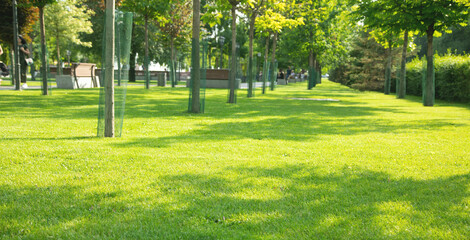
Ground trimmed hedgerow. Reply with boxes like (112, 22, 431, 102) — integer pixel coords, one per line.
(406, 55, 470, 102)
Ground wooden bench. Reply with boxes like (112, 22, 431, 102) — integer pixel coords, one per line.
(56, 63, 99, 89)
(185, 69, 240, 89)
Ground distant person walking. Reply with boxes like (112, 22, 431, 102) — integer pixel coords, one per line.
(286, 66, 292, 81)
(18, 36, 30, 88)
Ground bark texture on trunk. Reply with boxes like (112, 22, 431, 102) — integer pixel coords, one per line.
(104, 2, 115, 137)
(40, 7, 48, 95)
(144, 16, 149, 89)
(190, 0, 201, 112)
(398, 30, 408, 99)
(384, 40, 392, 95)
(424, 24, 435, 106)
(228, 5, 237, 103)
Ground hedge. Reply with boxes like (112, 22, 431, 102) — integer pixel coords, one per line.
(404, 55, 470, 102)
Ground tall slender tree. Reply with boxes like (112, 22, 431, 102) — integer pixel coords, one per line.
(44, 0, 93, 75)
(30, 0, 55, 95)
(240, 0, 266, 97)
(190, 0, 201, 112)
(121, 0, 170, 89)
(105, 0, 115, 137)
(409, 0, 470, 106)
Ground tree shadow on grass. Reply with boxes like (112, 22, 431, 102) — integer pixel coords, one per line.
(0, 89, 101, 120)
(1, 166, 468, 239)
(115, 115, 464, 148)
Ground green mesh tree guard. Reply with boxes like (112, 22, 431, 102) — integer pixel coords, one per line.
(227, 44, 240, 103)
(40, 45, 52, 95)
(422, 57, 435, 106)
(262, 60, 270, 94)
(396, 66, 401, 98)
(308, 66, 316, 89)
(144, 55, 150, 89)
(269, 60, 278, 91)
(97, 10, 133, 137)
(176, 58, 181, 85)
(246, 55, 258, 97)
(169, 59, 176, 87)
(188, 38, 207, 113)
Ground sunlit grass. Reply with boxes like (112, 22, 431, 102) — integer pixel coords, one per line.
(0, 80, 469, 239)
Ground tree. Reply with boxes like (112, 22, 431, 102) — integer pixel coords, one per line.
(121, 0, 170, 89)
(44, 0, 93, 75)
(29, 0, 56, 96)
(0, 0, 37, 88)
(157, 0, 192, 87)
(190, 0, 201, 112)
(227, 0, 242, 103)
(105, 0, 115, 137)
(354, 0, 416, 98)
(240, 0, 266, 97)
(409, 0, 470, 106)
(0, 0, 37, 45)
(256, 0, 303, 92)
(282, 0, 331, 90)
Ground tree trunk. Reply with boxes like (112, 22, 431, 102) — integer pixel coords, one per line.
(262, 35, 269, 94)
(129, 47, 136, 82)
(398, 29, 408, 99)
(424, 24, 435, 106)
(228, 5, 237, 103)
(104, 1, 115, 137)
(190, 0, 201, 113)
(39, 7, 48, 95)
(56, 34, 62, 75)
(247, 13, 256, 98)
(12, 0, 20, 90)
(384, 39, 392, 95)
(308, 50, 316, 89)
(316, 60, 321, 84)
(208, 47, 212, 69)
(170, 37, 176, 87)
(144, 16, 150, 89)
(269, 31, 277, 91)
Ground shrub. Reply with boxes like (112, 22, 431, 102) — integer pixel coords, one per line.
(406, 55, 470, 102)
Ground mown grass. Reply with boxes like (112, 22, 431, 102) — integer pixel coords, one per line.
(0, 80, 469, 239)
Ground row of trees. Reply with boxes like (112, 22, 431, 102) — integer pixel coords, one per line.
(354, 0, 470, 106)
(2, 0, 469, 106)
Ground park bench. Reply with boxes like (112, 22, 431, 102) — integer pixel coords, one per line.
(185, 69, 240, 89)
(56, 63, 99, 89)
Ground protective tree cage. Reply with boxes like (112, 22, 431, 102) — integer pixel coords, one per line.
(188, 38, 207, 113)
(40, 45, 53, 94)
(169, 59, 176, 87)
(246, 55, 257, 97)
(262, 60, 270, 94)
(269, 60, 278, 91)
(422, 56, 435, 106)
(227, 44, 240, 103)
(308, 66, 316, 89)
(97, 10, 133, 137)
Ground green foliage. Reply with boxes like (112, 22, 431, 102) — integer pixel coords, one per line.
(405, 55, 470, 102)
(329, 31, 392, 91)
(0, 0, 38, 44)
(414, 25, 470, 57)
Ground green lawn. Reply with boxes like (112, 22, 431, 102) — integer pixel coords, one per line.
(1, 80, 469, 239)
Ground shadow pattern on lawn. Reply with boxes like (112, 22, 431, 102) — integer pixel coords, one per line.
(115, 114, 463, 148)
(1, 166, 468, 239)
